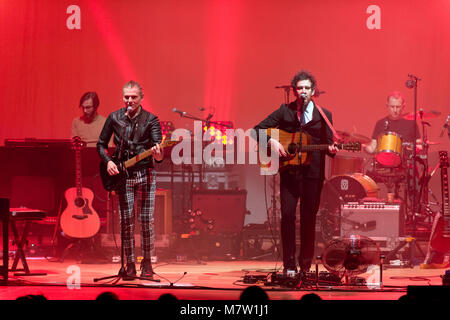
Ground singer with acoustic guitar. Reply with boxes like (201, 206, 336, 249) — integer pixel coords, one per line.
(97, 80, 163, 280)
(252, 70, 338, 284)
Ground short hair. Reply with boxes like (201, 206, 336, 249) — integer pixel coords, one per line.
(387, 91, 405, 105)
(123, 80, 144, 98)
(290, 70, 317, 91)
(239, 285, 270, 302)
(79, 92, 100, 109)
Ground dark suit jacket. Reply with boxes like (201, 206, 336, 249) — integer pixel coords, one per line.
(97, 107, 162, 171)
(253, 99, 334, 180)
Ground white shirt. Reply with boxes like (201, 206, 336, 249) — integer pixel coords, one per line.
(300, 100, 314, 125)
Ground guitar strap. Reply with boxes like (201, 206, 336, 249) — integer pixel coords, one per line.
(314, 102, 342, 141)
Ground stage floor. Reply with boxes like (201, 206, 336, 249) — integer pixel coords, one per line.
(1, 257, 447, 301)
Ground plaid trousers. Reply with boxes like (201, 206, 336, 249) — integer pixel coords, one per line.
(117, 168, 156, 264)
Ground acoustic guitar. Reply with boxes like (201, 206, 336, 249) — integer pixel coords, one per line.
(99, 139, 180, 191)
(259, 128, 361, 171)
(429, 150, 450, 253)
(60, 137, 101, 239)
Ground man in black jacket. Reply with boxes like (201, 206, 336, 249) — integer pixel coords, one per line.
(97, 80, 163, 280)
(253, 70, 337, 277)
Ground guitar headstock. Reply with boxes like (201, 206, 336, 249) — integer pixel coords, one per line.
(340, 141, 361, 152)
(439, 150, 449, 168)
(161, 139, 181, 148)
(71, 136, 86, 151)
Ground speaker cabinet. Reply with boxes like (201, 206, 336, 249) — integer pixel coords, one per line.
(191, 189, 247, 234)
(106, 188, 172, 236)
(154, 189, 172, 235)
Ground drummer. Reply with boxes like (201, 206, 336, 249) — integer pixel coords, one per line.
(364, 91, 421, 156)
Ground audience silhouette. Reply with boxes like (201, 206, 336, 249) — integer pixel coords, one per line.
(239, 285, 270, 301)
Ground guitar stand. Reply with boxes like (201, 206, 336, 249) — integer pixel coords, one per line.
(383, 236, 426, 268)
(59, 237, 109, 264)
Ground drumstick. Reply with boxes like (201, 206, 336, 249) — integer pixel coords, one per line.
(428, 161, 440, 176)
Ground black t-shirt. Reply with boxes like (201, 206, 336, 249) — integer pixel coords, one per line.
(371, 116, 420, 142)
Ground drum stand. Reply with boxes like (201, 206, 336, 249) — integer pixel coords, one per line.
(385, 105, 439, 267)
(382, 159, 423, 268)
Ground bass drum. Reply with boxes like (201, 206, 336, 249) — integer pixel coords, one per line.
(331, 155, 364, 176)
(320, 173, 379, 212)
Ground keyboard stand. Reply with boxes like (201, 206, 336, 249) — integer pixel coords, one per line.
(0, 199, 9, 283)
(9, 208, 47, 276)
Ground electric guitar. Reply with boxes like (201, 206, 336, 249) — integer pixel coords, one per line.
(259, 128, 361, 171)
(60, 137, 101, 239)
(99, 139, 180, 191)
(429, 150, 450, 253)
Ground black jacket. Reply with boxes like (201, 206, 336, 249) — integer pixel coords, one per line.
(253, 100, 334, 180)
(97, 107, 162, 171)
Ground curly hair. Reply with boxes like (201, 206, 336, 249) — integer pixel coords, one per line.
(290, 70, 317, 91)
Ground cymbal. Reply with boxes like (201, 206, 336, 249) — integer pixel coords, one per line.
(335, 130, 355, 143)
(349, 133, 371, 144)
(403, 140, 440, 150)
(335, 130, 371, 143)
(335, 130, 351, 141)
(403, 110, 441, 120)
(423, 140, 440, 145)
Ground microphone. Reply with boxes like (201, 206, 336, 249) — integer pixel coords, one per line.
(125, 105, 133, 117)
(440, 115, 450, 137)
(405, 79, 415, 88)
(173, 108, 186, 117)
(406, 74, 420, 88)
(300, 93, 308, 106)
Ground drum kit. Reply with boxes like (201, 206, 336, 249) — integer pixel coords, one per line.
(320, 109, 443, 241)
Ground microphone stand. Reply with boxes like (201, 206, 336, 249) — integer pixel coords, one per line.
(173, 109, 232, 191)
(416, 116, 430, 220)
(401, 74, 426, 267)
(275, 85, 291, 104)
(173, 109, 233, 129)
(407, 74, 420, 238)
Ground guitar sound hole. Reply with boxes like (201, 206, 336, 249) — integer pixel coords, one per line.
(287, 143, 297, 155)
(74, 197, 85, 208)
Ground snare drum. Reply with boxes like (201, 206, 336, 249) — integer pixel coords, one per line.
(376, 132, 402, 167)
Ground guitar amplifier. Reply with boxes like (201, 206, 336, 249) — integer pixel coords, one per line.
(106, 189, 172, 236)
(340, 201, 404, 239)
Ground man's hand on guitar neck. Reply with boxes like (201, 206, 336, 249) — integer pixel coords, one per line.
(151, 143, 163, 162)
(328, 143, 339, 154)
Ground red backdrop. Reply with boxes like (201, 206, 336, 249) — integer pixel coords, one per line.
(0, 0, 449, 151)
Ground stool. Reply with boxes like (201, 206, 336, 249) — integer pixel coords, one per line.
(9, 207, 47, 276)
